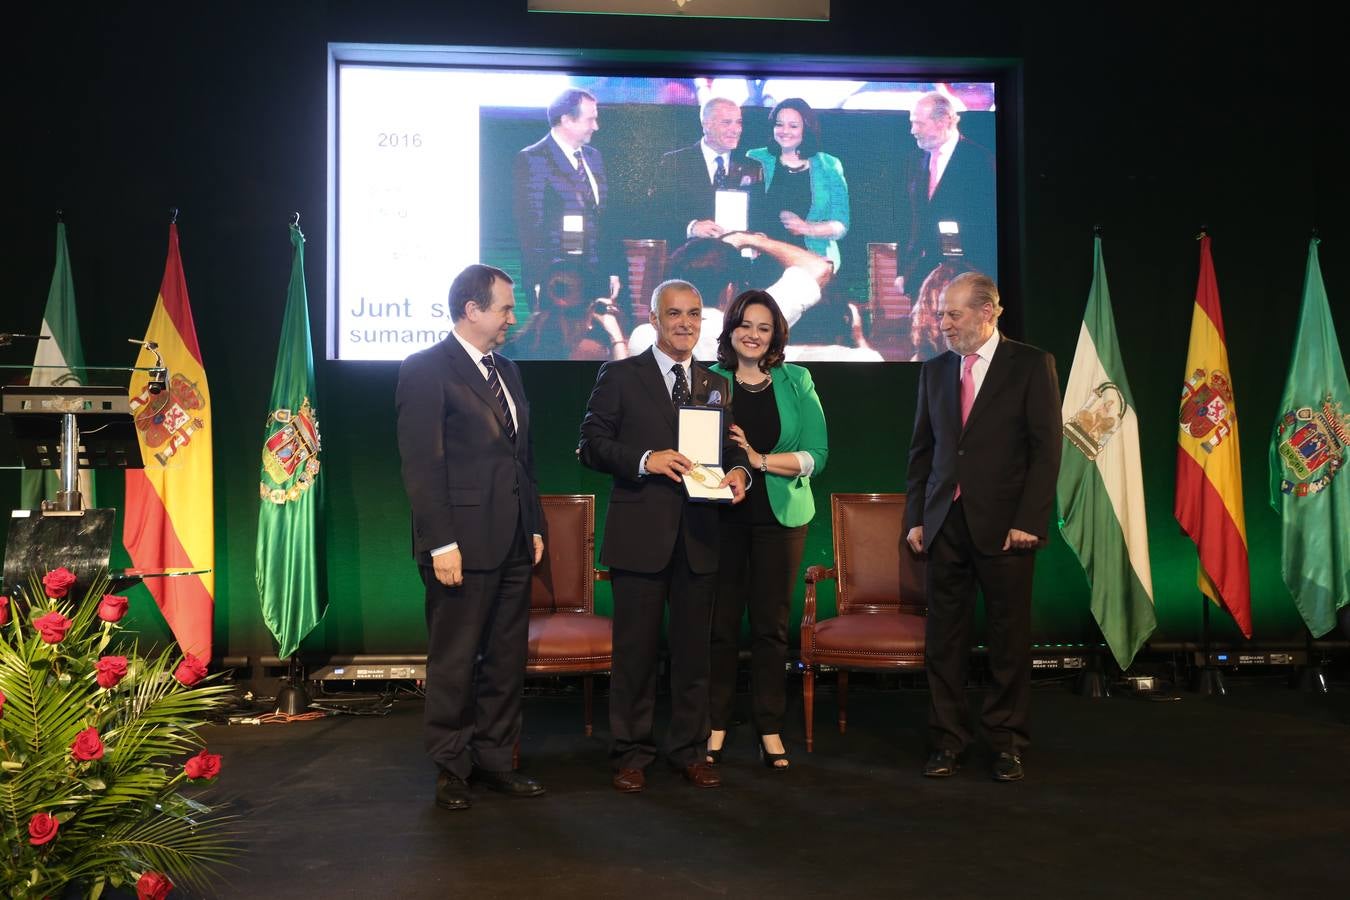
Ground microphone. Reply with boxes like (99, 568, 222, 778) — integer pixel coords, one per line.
(127, 338, 168, 394)
(0, 332, 51, 348)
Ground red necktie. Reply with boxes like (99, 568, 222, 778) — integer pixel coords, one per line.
(928, 151, 941, 200)
(954, 353, 978, 500)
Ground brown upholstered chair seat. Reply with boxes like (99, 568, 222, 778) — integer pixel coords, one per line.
(807, 611, 925, 663)
(527, 611, 613, 666)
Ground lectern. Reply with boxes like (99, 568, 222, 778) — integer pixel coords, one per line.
(1, 383, 140, 597)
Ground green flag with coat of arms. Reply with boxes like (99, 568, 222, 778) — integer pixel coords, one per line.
(257, 222, 326, 658)
(1269, 238, 1350, 637)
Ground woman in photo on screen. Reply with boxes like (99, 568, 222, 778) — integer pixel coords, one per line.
(707, 290, 829, 770)
(746, 98, 851, 274)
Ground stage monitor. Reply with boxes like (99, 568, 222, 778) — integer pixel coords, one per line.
(328, 44, 1009, 362)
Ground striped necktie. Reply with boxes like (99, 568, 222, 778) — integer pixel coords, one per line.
(481, 354, 517, 441)
(573, 149, 596, 206)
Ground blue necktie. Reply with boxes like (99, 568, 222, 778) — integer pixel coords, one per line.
(713, 155, 727, 189)
(481, 354, 517, 441)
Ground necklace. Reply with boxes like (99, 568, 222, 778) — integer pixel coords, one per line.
(736, 372, 772, 393)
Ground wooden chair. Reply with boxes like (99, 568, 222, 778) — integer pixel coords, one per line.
(800, 493, 927, 751)
(524, 494, 612, 735)
(866, 242, 908, 322)
(623, 238, 666, 326)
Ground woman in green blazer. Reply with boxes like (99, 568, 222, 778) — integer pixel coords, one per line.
(706, 290, 829, 770)
(746, 97, 851, 273)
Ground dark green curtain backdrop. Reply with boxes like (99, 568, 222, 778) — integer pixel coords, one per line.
(5, 2, 1345, 660)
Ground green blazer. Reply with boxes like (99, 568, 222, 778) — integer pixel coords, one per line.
(745, 148, 850, 272)
(712, 362, 829, 528)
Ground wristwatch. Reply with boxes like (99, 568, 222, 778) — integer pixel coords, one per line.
(758, 453, 769, 474)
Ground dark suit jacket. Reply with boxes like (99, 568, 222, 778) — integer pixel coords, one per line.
(649, 142, 764, 251)
(904, 336, 1062, 555)
(897, 135, 997, 288)
(578, 348, 745, 574)
(396, 336, 543, 570)
(513, 135, 615, 295)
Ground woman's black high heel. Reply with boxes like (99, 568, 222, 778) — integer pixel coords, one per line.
(706, 729, 733, 765)
(759, 737, 790, 770)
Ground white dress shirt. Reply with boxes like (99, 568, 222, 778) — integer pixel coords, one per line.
(962, 329, 1000, 400)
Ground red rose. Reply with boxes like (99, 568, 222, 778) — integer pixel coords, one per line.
(98, 593, 130, 623)
(0, 689, 6, 720)
(184, 748, 223, 781)
(28, 811, 59, 845)
(95, 655, 129, 689)
(71, 726, 105, 762)
(33, 611, 73, 644)
(42, 567, 78, 598)
(0, 594, 10, 625)
(174, 653, 208, 686)
(136, 871, 174, 900)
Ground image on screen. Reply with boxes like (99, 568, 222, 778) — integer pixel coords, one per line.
(331, 55, 998, 362)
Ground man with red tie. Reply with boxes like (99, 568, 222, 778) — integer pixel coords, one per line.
(894, 92, 996, 299)
(904, 272, 1061, 782)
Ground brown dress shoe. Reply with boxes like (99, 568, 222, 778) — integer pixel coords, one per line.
(680, 763, 721, 788)
(612, 768, 646, 793)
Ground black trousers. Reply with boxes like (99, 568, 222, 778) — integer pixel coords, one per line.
(420, 522, 532, 779)
(608, 529, 714, 771)
(709, 521, 808, 735)
(924, 499, 1035, 754)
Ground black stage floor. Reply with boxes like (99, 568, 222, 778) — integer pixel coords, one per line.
(202, 678, 1350, 899)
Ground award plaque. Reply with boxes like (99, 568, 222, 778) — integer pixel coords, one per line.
(677, 406, 733, 502)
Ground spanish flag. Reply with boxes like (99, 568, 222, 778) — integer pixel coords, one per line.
(123, 224, 214, 657)
(1174, 235, 1251, 637)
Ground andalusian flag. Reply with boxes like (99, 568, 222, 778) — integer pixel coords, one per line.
(21, 222, 97, 509)
(1269, 238, 1350, 637)
(257, 223, 326, 659)
(123, 224, 214, 658)
(1057, 237, 1156, 669)
(1175, 235, 1251, 637)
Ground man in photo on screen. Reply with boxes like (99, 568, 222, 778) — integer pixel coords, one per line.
(513, 88, 622, 312)
(894, 91, 996, 299)
(649, 97, 764, 251)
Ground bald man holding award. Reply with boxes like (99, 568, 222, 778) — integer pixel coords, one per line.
(578, 278, 749, 792)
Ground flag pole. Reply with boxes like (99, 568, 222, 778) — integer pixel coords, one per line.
(1296, 627, 1329, 693)
(1190, 596, 1226, 695)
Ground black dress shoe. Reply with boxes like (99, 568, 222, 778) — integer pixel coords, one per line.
(435, 771, 472, 811)
(472, 769, 547, 797)
(992, 752, 1024, 782)
(922, 749, 960, 778)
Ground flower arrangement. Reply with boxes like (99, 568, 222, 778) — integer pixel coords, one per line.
(0, 568, 235, 898)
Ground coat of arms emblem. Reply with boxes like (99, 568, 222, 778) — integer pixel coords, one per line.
(1064, 382, 1126, 461)
(1275, 394, 1348, 497)
(130, 373, 207, 466)
(260, 398, 322, 505)
(1178, 367, 1235, 453)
